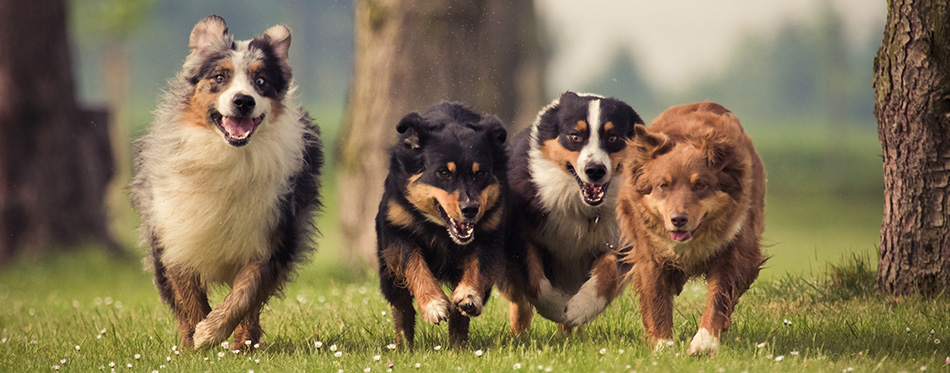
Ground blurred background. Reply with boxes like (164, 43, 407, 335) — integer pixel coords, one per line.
(2, 0, 884, 278)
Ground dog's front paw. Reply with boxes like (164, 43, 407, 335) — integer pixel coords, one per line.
(419, 297, 450, 325)
(686, 328, 719, 356)
(451, 285, 484, 317)
(530, 278, 570, 323)
(193, 319, 232, 349)
(563, 276, 608, 326)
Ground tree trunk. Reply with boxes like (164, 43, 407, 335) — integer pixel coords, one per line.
(0, 0, 119, 265)
(873, 0, 950, 296)
(338, 0, 544, 267)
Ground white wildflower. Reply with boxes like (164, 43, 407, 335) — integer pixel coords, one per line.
(334, 351, 342, 357)
(315, 341, 324, 349)
(330, 344, 338, 352)
(474, 349, 484, 357)
(374, 355, 381, 361)
(513, 363, 522, 369)
(386, 343, 397, 350)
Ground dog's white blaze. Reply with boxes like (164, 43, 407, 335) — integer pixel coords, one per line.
(563, 274, 608, 326)
(149, 101, 307, 284)
(216, 46, 269, 120)
(575, 99, 611, 184)
(687, 328, 720, 355)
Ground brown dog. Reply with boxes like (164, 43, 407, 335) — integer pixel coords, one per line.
(617, 102, 765, 355)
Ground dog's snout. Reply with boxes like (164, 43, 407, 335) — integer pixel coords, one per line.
(670, 213, 689, 228)
(584, 163, 607, 182)
(232, 94, 256, 114)
(460, 203, 479, 220)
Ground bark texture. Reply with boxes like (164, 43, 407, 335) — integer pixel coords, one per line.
(338, 0, 544, 267)
(873, 0, 950, 295)
(0, 0, 118, 265)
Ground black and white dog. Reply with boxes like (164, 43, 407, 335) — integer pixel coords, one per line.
(131, 15, 322, 349)
(501, 91, 642, 334)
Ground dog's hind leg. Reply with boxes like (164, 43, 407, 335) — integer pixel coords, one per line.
(166, 269, 211, 348)
(381, 268, 417, 348)
(448, 307, 471, 347)
(193, 262, 276, 349)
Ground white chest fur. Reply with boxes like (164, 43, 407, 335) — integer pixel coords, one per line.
(526, 145, 620, 262)
(145, 114, 305, 284)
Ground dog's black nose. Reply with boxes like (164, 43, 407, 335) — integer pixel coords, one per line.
(584, 163, 607, 182)
(670, 213, 688, 228)
(232, 94, 255, 114)
(460, 204, 479, 220)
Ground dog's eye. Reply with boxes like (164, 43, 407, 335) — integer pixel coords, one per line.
(607, 135, 619, 143)
(255, 77, 266, 87)
(474, 170, 488, 179)
(213, 74, 225, 84)
(658, 182, 669, 190)
(437, 169, 453, 179)
(693, 181, 707, 191)
(568, 134, 582, 143)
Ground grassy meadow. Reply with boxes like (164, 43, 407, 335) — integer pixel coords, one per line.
(2, 123, 946, 372)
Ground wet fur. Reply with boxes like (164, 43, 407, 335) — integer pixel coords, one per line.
(131, 15, 322, 350)
(376, 102, 508, 347)
(617, 102, 765, 355)
(501, 91, 643, 334)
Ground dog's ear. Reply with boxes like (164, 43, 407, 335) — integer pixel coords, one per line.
(631, 168, 653, 195)
(704, 140, 744, 198)
(189, 15, 229, 57)
(396, 112, 426, 149)
(263, 24, 292, 60)
(629, 125, 672, 163)
(480, 116, 507, 145)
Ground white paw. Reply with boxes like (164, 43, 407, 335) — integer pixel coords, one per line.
(419, 297, 450, 325)
(452, 285, 483, 317)
(687, 328, 720, 356)
(653, 338, 674, 352)
(563, 275, 608, 326)
(192, 319, 230, 349)
(530, 278, 571, 323)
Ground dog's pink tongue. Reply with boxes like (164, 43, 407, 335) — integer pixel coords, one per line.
(223, 116, 254, 138)
(670, 231, 691, 242)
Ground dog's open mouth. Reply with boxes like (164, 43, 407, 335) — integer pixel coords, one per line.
(436, 204, 475, 245)
(566, 163, 608, 206)
(212, 112, 265, 147)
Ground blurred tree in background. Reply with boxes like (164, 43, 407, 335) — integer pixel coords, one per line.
(874, 0, 950, 296)
(337, 0, 545, 266)
(0, 0, 120, 265)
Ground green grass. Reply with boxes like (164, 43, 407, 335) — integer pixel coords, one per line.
(1, 250, 947, 372)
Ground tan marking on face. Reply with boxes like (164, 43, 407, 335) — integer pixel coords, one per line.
(541, 138, 580, 171)
(690, 173, 701, 184)
(472, 162, 480, 173)
(604, 121, 614, 132)
(447, 162, 456, 173)
(576, 120, 588, 133)
(386, 199, 415, 229)
(405, 173, 463, 223)
(183, 61, 233, 128)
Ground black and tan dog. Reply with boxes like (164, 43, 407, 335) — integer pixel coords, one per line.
(131, 15, 322, 350)
(376, 102, 508, 347)
(501, 91, 642, 334)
